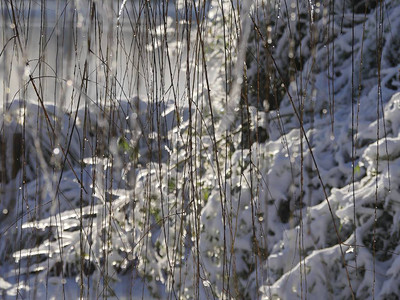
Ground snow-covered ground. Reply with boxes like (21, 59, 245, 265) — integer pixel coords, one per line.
(1, 0, 400, 299)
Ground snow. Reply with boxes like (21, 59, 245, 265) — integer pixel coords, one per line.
(1, 0, 400, 299)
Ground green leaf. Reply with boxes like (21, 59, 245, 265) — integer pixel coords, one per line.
(117, 136, 130, 152)
(354, 164, 361, 175)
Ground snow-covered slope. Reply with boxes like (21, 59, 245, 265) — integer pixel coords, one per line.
(1, 0, 400, 299)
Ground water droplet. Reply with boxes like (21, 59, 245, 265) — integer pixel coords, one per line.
(203, 280, 211, 287)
